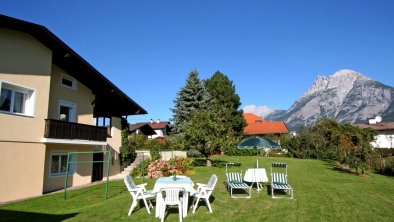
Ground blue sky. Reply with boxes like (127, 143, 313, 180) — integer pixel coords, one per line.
(2, 1, 394, 123)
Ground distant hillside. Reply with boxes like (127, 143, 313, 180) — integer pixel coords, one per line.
(266, 69, 394, 131)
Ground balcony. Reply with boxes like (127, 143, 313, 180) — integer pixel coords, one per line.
(44, 119, 107, 142)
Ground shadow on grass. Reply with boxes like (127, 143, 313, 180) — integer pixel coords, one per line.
(193, 158, 229, 168)
(64, 184, 126, 200)
(0, 209, 78, 222)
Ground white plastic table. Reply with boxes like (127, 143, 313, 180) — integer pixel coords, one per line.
(243, 168, 269, 192)
(153, 176, 195, 218)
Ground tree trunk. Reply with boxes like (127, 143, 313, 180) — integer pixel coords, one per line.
(206, 157, 212, 167)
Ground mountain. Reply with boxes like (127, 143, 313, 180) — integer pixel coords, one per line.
(266, 69, 394, 131)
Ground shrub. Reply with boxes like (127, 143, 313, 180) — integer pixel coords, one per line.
(120, 129, 136, 169)
(131, 159, 151, 177)
(169, 157, 194, 176)
(267, 149, 288, 157)
(374, 148, 394, 157)
(186, 149, 204, 157)
(225, 147, 257, 156)
(146, 139, 162, 160)
(382, 157, 394, 175)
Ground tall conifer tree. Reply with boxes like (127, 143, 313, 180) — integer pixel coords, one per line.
(171, 69, 209, 133)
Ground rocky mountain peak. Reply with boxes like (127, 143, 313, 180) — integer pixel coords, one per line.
(304, 69, 370, 98)
(266, 69, 394, 130)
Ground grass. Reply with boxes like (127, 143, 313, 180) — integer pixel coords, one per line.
(1, 156, 393, 222)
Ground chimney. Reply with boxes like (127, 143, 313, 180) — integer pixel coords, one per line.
(368, 118, 376, 125)
(150, 119, 153, 124)
(156, 119, 160, 123)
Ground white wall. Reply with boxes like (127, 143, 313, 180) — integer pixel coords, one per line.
(372, 133, 394, 148)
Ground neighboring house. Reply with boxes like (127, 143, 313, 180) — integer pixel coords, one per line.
(355, 118, 394, 149)
(243, 113, 289, 136)
(147, 119, 170, 139)
(129, 122, 156, 139)
(131, 119, 170, 140)
(0, 15, 147, 203)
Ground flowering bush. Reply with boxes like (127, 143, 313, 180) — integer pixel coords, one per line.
(169, 157, 194, 176)
(147, 157, 195, 178)
(147, 160, 171, 178)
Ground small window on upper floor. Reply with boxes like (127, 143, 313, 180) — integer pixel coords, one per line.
(255, 120, 262, 124)
(61, 74, 77, 90)
(0, 81, 35, 117)
(96, 117, 112, 137)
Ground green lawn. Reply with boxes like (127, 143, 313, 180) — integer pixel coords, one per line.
(1, 156, 393, 222)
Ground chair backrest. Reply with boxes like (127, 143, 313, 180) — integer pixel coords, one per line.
(207, 174, 218, 189)
(124, 175, 137, 191)
(124, 175, 142, 199)
(225, 162, 241, 174)
(226, 172, 242, 182)
(271, 162, 288, 175)
(204, 174, 218, 197)
(161, 187, 185, 205)
(271, 173, 288, 185)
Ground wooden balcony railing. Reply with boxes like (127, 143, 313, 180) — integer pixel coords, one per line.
(44, 119, 107, 142)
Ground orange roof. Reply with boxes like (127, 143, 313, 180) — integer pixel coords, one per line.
(243, 113, 268, 124)
(243, 113, 289, 135)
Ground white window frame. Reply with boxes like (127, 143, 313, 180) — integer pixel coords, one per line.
(49, 152, 77, 177)
(61, 74, 77, 90)
(0, 80, 36, 117)
(58, 100, 77, 122)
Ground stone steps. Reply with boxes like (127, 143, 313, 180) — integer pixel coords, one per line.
(109, 152, 149, 180)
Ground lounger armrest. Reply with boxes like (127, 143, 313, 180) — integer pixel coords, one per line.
(195, 183, 207, 190)
(136, 183, 148, 188)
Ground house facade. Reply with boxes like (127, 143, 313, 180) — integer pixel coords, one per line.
(129, 122, 156, 139)
(148, 119, 170, 139)
(355, 118, 394, 149)
(0, 15, 146, 203)
(243, 113, 289, 137)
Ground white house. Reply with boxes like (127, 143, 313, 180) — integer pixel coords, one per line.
(355, 117, 394, 149)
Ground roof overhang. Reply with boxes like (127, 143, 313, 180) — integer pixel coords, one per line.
(0, 14, 147, 117)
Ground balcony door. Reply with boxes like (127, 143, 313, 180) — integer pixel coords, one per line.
(59, 100, 76, 122)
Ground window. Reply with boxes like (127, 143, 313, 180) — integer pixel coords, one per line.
(0, 81, 35, 116)
(96, 117, 111, 127)
(50, 152, 76, 176)
(61, 75, 77, 90)
(96, 117, 112, 136)
(59, 100, 76, 122)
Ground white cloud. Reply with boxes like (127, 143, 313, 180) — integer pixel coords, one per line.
(243, 105, 274, 118)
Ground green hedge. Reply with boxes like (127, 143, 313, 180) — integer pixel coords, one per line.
(225, 148, 258, 156)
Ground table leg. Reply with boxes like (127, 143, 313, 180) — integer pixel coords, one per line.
(183, 192, 189, 217)
(155, 193, 162, 218)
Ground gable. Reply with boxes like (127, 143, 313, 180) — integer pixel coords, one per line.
(243, 113, 289, 135)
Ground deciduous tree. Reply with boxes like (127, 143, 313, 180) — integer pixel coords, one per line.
(205, 71, 246, 135)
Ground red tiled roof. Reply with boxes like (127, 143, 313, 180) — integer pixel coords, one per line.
(243, 113, 289, 135)
(243, 113, 268, 124)
(144, 121, 169, 130)
(354, 122, 394, 131)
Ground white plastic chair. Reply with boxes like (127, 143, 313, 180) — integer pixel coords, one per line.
(160, 187, 185, 222)
(124, 175, 155, 215)
(191, 174, 218, 213)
